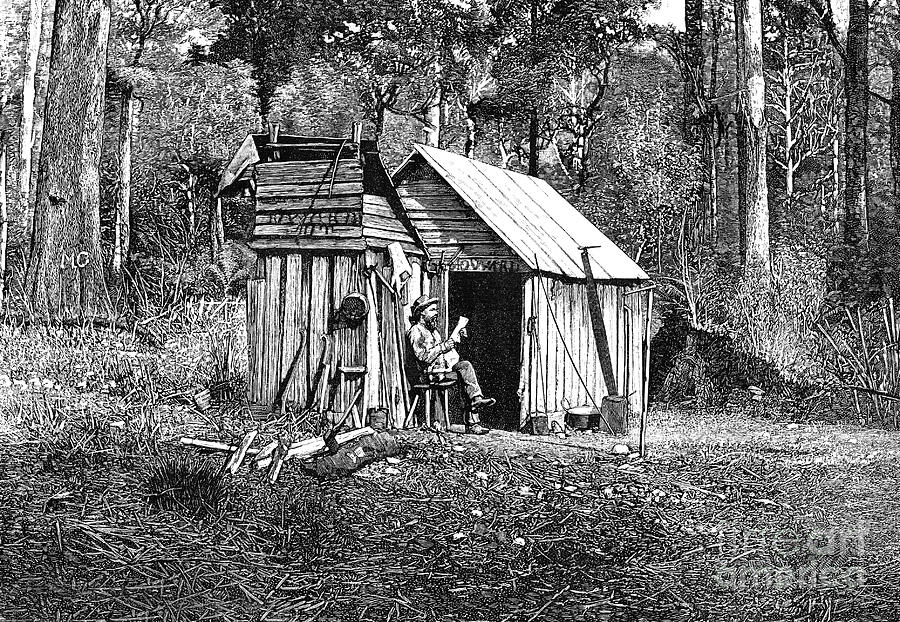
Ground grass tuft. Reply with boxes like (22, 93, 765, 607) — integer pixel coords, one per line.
(144, 454, 228, 517)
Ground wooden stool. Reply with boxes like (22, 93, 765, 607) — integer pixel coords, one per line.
(408, 380, 456, 429)
(337, 366, 366, 427)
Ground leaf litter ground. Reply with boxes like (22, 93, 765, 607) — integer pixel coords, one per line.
(1, 404, 899, 621)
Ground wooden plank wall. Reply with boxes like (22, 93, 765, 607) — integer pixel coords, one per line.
(333, 255, 368, 410)
(360, 250, 416, 427)
(280, 255, 308, 404)
(307, 256, 332, 408)
(255, 159, 363, 197)
(396, 165, 520, 265)
(252, 158, 366, 250)
(246, 252, 369, 412)
(246, 257, 284, 405)
(247, 279, 266, 404)
(518, 276, 649, 426)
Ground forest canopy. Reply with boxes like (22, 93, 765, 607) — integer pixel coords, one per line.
(0, 0, 898, 406)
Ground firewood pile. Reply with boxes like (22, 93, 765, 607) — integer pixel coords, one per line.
(178, 425, 399, 481)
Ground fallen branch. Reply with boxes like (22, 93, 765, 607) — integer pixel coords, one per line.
(847, 385, 900, 402)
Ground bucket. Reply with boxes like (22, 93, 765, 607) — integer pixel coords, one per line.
(530, 415, 549, 435)
(566, 397, 628, 434)
(368, 408, 389, 430)
(601, 396, 627, 434)
(565, 406, 595, 430)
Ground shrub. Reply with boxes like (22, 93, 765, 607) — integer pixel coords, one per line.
(650, 243, 832, 410)
(722, 248, 830, 386)
(818, 298, 900, 426)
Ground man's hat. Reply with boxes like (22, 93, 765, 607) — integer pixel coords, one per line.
(411, 295, 440, 319)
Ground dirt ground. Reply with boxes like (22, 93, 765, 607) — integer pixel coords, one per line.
(2, 396, 900, 621)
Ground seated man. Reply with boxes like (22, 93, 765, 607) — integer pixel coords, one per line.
(406, 295, 494, 434)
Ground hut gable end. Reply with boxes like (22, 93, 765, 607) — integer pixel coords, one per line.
(395, 156, 522, 271)
(219, 133, 423, 254)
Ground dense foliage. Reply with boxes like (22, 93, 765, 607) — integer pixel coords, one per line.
(1, 0, 899, 415)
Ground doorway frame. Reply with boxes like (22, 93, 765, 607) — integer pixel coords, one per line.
(445, 270, 526, 430)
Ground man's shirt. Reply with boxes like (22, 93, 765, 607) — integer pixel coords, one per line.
(407, 322, 455, 373)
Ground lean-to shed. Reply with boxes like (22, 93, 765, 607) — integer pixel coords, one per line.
(393, 145, 653, 430)
(218, 129, 427, 426)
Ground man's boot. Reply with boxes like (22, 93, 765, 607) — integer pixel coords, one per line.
(471, 396, 496, 410)
(465, 406, 490, 435)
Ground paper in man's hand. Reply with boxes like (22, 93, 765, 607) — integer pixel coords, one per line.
(442, 317, 469, 369)
(450, 316, 469, 342)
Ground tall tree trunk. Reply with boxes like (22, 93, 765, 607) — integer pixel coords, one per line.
(528, 0, 539, 177)
(374, 103, 386, 141)
(423, 65, 442, 147)
(24, 0, 56, 240)
(708, 6, 721, 246)
(573, 121, 588, 190)
(890, 54, 900, 221)
(423, 90, 440, 147)
(210, 196, 225, 261)
(831, 130, 841, 237)
(498, 121, 513, 168)
(683, 0, 704, 144)
(684, 0, 716, 247)
(528, 110, 539, 176)
(1, 140, 8, 307)
(734, 0, 770, 275)
(783, 39, 795, 213)
(112, 85, 135, 280)
(19, 0, 45, 217)
(703, 119, 718, 245)
(25, 0, 111, 320)
(843, 0, 869, 246)
(736, 111, 747, 259)
(464, 104, 476, 158)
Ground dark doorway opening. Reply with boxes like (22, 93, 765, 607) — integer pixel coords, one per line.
(448, 272, 523, 430)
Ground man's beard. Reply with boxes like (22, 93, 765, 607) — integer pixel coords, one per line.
(423, 316, 437, 331)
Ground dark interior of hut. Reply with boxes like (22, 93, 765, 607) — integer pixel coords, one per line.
(448, 272, 523, 430)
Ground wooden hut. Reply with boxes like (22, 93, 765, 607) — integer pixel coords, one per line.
(393, 145, 653, 431)
(218, 128, 427, 426)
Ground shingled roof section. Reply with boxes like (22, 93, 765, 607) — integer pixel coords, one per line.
(401, 145, 649, 281)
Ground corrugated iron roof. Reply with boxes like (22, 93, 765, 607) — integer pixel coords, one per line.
(408, 145, 649, 281)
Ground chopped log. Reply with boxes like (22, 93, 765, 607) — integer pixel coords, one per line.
(306, 431, 399, 477)
(226, 431, 258, 474)
(268, 441, 289, 483)
(179, 427, 377, 473)
(254, 440, 280, 469)
(180, 438, 240, 453)
(287, 426, 376, 459)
